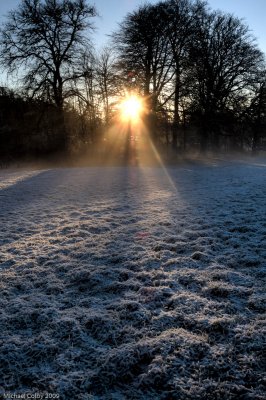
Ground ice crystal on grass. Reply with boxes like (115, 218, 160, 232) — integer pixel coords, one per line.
(0, 161, 265, 399)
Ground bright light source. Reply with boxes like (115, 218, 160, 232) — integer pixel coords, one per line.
(120, 95, 143, 122)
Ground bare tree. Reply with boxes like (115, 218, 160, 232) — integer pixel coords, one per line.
(112, 3, 174, 138)
(0, 0, 96, 110)
(246, 70, 266, 152)
(188, 10, 264, 151)
(95, 47, 120, 126)
(157, 0, 207, 150)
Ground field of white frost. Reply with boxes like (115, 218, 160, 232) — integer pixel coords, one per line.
(0, 159, 265, 399)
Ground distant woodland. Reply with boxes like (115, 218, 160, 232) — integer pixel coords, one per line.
(0, 0, 265, 164)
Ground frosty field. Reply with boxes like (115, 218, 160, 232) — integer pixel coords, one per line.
(0, 160, 265, 399)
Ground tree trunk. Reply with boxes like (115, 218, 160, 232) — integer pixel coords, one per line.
(52, 73, 68, 152)
(200, 114, 209, 153)
(172, 68, 180, 151)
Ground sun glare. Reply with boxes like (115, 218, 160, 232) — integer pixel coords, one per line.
(120, 95, 143, 122)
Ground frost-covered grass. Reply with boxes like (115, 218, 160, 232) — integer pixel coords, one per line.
(0, 159, 265, 399)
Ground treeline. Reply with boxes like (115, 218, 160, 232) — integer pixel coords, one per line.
(113, 0, 266, 153)
(0, 0, 265, 163)
(0, 87, 102, 161)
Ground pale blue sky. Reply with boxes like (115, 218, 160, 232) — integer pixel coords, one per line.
(0, 0, 265, 54)
(94, 0, 266, 54)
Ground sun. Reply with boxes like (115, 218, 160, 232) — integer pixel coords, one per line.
(120, 95, 143, 122)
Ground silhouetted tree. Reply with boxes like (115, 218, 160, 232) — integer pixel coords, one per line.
(157, 0, 206, 150)
(0, 0, 96, 109)
(247, 70, 266, 152)
(0, 0, 97, 151)
(113, 3, 173, 139)
(95, 47, 121, 126)
(188, 10, 264, 151)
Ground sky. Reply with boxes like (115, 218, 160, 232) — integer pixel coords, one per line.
(93, 0, 266, 54)
(0, 0, 265, 57)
